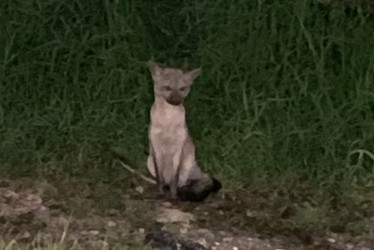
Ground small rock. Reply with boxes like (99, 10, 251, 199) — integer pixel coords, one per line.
(180, 223, 192, 234)
(89, 230, 100, 235)
(223, 237, 233, 243)
(161, 202, 173, 208)
(346, 244, 354, 249)
(233, 247, 238, 250)
(219, 231, 227, 236)
(156, 208, 194, 223)
(3, 190, 19, 202)
(196, 228, 215, 240)
(80, 231, 89, 236)
(21, 194, 43, 210)
(135, 186, 144, 194)
(219, 210, 224, 215)
(19, 231, 31, 241)
(181, 223, 192, 230)
(139, 228, 145, 234)
(246, 210, 254, 217)
(107, 221, 116, 227)
(214, 241, 221, 246)
(38, 205, 48, 212)
(327, 238, 336, 243)
(197, 238, 208, 248)
(180, 227, 188, 234)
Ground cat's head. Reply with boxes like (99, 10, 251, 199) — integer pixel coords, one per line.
(148, 61, 201, 106)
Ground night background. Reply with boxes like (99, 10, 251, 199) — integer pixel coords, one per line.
(1, 0, 374, 249)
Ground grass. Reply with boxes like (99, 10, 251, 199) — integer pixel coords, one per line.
(1, 0, 373, 182)
(1, 0, 374, 246)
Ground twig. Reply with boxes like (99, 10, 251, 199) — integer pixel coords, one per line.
(117, 159, 156, 185)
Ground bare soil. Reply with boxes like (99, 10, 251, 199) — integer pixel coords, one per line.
(0, 178, 373, 250)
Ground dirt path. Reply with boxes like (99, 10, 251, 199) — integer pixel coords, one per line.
(0, 178, 372, 249)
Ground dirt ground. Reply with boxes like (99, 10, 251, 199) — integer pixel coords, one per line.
(0, 177, 373, 250)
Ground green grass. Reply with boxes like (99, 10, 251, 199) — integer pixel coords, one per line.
(1, 0, 374, 203)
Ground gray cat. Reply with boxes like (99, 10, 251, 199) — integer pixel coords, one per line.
(147, 61, 221, 202)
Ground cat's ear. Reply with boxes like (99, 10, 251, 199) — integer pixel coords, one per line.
(187, 68, 202, 81)
(148, 60, 162, 77)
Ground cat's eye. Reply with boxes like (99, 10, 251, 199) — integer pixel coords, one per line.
(164, 86, 172, 91)
(179, 87, 187, 91)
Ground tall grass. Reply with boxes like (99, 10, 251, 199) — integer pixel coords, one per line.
(1, 0, 373, 189)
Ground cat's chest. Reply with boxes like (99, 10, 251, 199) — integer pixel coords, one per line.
(151, 104, 185, 128)
(150, 106, 187, 144)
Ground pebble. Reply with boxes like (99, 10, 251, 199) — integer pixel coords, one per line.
(161, 202, 173, 208)
(327, 238, 336, 243)
(89, 230, 100, 235)
(218, 231, 227, 236)
(3, 190, 19, 202)
(20, 231, 31, 239)
(135, 186, 144, 194)
(180, 227, 188, 234)
(346, 244, 354, 249)
(107, 221, 116, 227)
(223, 237, 233, 242)
(246, 210, 254, 217)
(197, 238, 208, 248)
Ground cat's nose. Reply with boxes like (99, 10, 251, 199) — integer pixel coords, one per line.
(167, 92, 183, 106)
(167, 98, 182, 106)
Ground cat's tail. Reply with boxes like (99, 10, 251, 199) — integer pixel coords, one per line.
(177, 174, 221, 202)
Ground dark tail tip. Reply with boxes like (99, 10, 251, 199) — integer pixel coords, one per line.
(211, 177, 222, 193)
(177, 190, 207, 202)
(177, 177, 222, 202)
